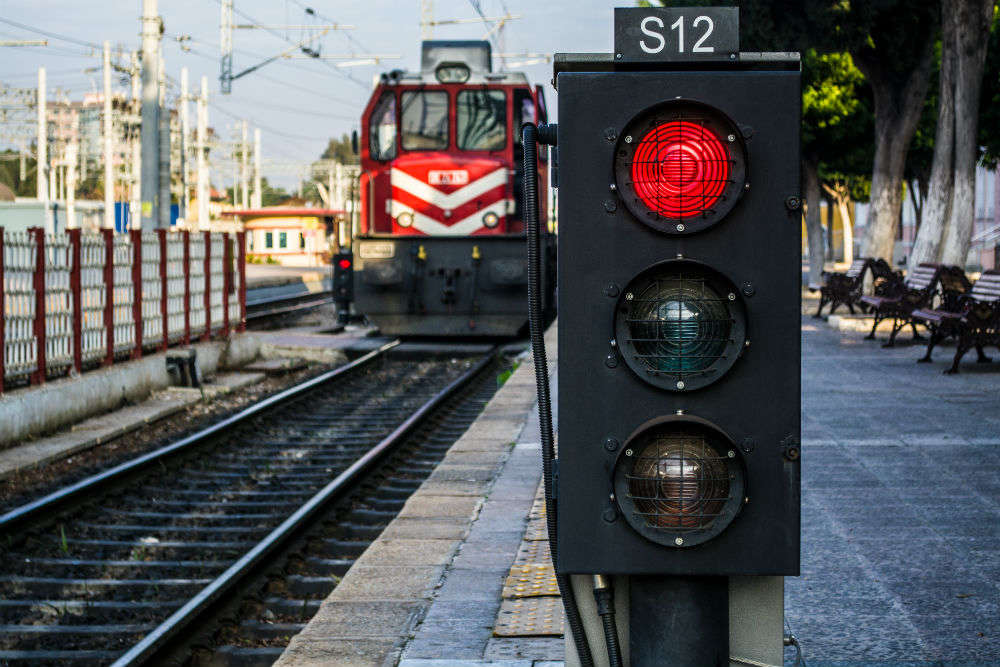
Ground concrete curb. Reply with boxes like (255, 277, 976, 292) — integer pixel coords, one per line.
(0, 335, 260, 448)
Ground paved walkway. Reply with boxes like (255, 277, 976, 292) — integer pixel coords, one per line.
(790, 319, 999, 666)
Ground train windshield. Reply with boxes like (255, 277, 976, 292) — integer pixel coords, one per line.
(369, 92, 397, 161)
(401, 91, 449, 150)
(457, 89, 507, 151)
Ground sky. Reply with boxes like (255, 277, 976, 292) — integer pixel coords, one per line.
(0, 0, 622, 188)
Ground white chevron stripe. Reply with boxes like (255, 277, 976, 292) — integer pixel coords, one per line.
(390, 199, 512, 236)
(390, 167, 508, 209)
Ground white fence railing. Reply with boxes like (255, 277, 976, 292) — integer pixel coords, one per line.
(0, 228, 246, 392)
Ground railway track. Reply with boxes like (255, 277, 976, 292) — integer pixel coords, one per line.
(0, 343, 509, 666)
(244, 290, 334, 325)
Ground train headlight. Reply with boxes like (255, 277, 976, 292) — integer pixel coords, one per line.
(482, 211, 500, 228)
(396, 212, 414, 228)
(435, 63, 471, 84)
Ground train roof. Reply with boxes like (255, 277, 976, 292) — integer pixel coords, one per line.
(378, 40, 530, 86)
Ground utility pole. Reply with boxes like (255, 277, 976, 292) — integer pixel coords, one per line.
(66, 140, 77, 229)
(240, 119, 249, 208)
(197, 75, 209, 228)
(180, 67, 190, 221)
(253, 127, 262, 208)
(37, 67, 52, 232)
(19, 141, 26, 182)
(421, 0, 434, 40)
(103, 40, 114, 229)
(130, 51, 141, 229)
(220, 0, 234, 93)
(140, 0, 161, 229)
(158, 48, 171, 229)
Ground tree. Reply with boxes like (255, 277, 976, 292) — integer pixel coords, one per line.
(801, 49, 870, 286)
(828, 1, 939, 263)
(938, 1, 995, 266)
(321, 133, 359, 165)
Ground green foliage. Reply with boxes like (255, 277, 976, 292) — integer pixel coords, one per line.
(321, 133, 359, 165)
(980, 7, 1000, 168)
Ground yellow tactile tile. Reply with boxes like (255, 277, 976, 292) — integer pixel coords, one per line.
(494, 595, 565, 637)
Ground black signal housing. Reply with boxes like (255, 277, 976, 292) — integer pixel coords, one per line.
(555, 56, 801, 576)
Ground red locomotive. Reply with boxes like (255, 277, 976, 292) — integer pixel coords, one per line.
(353, 40, 554, 336)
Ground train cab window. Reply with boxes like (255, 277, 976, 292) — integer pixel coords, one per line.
(457, 89, 506, 151)
(513, 89, 534, 145)
(401, 91, 449, 150)
(369, 92, 397, 161)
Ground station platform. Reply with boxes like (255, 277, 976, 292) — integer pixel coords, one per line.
(275, 316, 999, 667)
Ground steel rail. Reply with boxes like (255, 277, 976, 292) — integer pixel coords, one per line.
(245, 289, 334, 321)
(112, 349, 496, 666)
(0, 340, 400, 537)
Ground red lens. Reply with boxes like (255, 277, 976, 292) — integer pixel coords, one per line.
(338, 259, 352, 270)
(630, 121, 731, 219)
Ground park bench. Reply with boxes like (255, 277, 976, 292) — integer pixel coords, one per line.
(858, 263, 971, 347)
(912, 269, 1000, 374)
(813, 257, 896, 318)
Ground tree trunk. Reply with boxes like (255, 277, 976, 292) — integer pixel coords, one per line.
(854, 38, 936, 265)
(940, 0, 994, 267)
(824, 191, 835, 260)
(911, 4, 957, 266)
(803, 157, 825, 289)
(825, 182, 856, 266)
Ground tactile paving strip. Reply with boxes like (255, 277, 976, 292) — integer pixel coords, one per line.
(493, 481, 566, 638)
(524, 487, 550, 541)
(494, 595, 565, 637)
(502, 562, 560, 598)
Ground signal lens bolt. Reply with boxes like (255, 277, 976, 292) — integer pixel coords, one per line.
(676, 380, 685, 390)
(676, 223, 685, 232)
(674, 537, 684, 546)
(624, 135, 633, 144)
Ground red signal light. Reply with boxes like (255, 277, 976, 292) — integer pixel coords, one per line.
(631, 121, 730, 219)
(338, 259, 352, 270)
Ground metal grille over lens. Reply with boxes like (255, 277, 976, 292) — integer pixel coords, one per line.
(614, 100, 747, 235)
(631, 121, 730, 219)
(613, 420, 745, 548)
(628, 431, 730, 530)
(615, 260, 747, 392)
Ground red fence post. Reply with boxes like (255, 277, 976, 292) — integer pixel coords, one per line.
(29, 227, 46, 385)
(130, 229, 142, 358)
(68, 228, 82, 375)
(102, 229, 114, 365)
(0, 228, 6, 393)
(237, 230, 246, 332)
(158, 229, 168, 351)
(203, 231, 211, 341)
(183, 230, 191, 344)
(222, 232, 231, 337)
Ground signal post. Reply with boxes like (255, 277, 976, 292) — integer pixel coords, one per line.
(550, 7, 801, 666)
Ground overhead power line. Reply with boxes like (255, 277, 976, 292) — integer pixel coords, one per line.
(0, 16, 100, 50)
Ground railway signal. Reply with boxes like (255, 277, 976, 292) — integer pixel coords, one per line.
(333, 248, 354, 324)
(549, 7, 801, 665)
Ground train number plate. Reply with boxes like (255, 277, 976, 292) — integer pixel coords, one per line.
(359, 242, 395, 259)
(428, 170, 470, 185)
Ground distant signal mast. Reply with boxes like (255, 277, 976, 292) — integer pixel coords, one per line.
(218, 0, 355, 94)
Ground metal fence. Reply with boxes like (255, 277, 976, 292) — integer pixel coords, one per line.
(0, 228, 246, 393)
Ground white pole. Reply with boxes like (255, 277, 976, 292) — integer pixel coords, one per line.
(197, 76, 208, 228)
(37, 66, 50, 229)
(140, 0, 160, 228)
(130, 51, 141, 229)
(240, 119, 249, 208)
(103, 40, 114, 229)
(180, 67, 190, 222)
(253, 127, 262, 208)
(66, 140, 77, 229)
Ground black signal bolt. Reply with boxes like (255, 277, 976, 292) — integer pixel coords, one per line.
(603, 199, 617, 213)
(604, 127, 618, 142)
(603, 283, 620, 298)
(785, 196, 802, 211)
